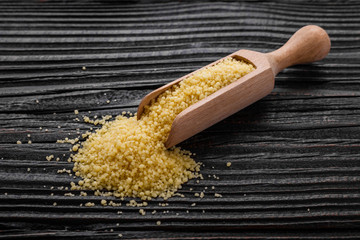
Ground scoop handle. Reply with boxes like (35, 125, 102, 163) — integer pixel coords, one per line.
(267, 25, 331, 75)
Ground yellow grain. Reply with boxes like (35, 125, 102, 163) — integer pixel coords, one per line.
(46, 155, 54, 161)
(85, 202, 95, 207)
(71, 58, 254, 199)
(214, 193, 222, 198)
(139, 209, 146, 216)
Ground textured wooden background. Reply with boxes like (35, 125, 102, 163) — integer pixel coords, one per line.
(1, 0, 360, 239)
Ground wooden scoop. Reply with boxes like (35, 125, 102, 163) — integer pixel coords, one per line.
(137, 25, 331, 148)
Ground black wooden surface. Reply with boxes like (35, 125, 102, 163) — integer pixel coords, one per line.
(1, 0, 360, 239)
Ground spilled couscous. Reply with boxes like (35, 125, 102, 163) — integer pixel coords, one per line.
(70, 57, 255, 200)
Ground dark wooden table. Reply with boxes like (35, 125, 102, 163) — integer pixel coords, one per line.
(1, 0, 360, 239)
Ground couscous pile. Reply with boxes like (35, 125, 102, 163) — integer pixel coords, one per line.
(70, 57, 255, 200)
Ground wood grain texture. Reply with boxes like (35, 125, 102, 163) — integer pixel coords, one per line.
(0, 0, 360, 239)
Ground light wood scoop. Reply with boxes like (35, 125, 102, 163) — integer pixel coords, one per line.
(137, 25, 331, 148)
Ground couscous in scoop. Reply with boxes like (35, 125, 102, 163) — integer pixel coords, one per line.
(137, 25, 331, 148)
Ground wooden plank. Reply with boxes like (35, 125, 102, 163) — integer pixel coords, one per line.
(0, 0, 360, 239)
